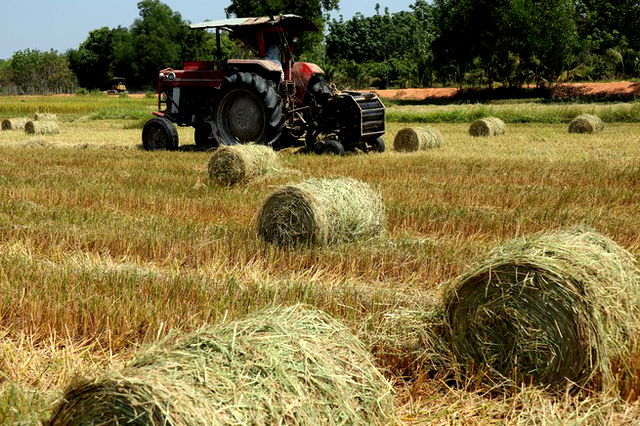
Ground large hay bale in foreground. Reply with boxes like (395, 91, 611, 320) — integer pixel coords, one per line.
(468, 117, 506, 137)
(257, 177, 385, 246)
(393, 126, 443, 152)
(1, 118, 29, 131)
(568, 114, 604, 134)
(49, 305, 397, 425)
(444, 229, 640, 390)
(25, 121, 59, 135)
(33, 113, 57, 121)
(208, 144, 280, 186)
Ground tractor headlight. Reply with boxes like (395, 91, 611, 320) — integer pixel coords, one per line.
(159, 72, 176, 81)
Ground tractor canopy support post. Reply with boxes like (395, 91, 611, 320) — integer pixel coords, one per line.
(216, 29, 221, 58)
(257, 30, 266, 57)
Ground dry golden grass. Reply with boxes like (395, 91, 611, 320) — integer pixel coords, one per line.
(1, 109, 640, 422)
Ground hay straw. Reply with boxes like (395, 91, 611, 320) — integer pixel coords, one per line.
(443, 228, 640, 391)
(468, 117, 506, 137)
(393, 126, 443, 152)
(366, 307, 457, 380)
(49, 305, 398, 425)
(569, 114, 604, 134)
(257, 177, 386, 246)
(1, 118, 29, 131)
(33, 113, 57, 121)
(25, 121, 59, 135)
(208, 144, 280, 186)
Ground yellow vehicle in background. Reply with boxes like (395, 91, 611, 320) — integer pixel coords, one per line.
(106, 77, 127, 95)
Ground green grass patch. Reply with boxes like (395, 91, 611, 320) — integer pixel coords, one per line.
(387, 102, 640, 123)
(0, 95, 155, 120)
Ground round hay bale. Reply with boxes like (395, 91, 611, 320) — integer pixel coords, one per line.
(33, 113, 57, 121)
(24, 121, 59, 135)
(208, 144, 279, 186)
(393, 126, 443, 152)
(49, 305, 398, 425)
(468, 117, 506, 137)
(257, 177, 386, 246)
(568, 114, 604, 134)
(1, 118, 29, 131)
(443, 229, 640, 390)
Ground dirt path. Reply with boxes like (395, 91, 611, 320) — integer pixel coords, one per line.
(372, 82, 640, 100)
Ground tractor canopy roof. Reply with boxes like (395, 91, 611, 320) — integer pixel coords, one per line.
(190, 14, 318, 33)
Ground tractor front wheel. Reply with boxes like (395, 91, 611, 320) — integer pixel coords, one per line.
(142, 118, 179, 151)
(212, 72, 284, 146)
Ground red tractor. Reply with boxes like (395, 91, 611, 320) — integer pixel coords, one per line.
(142, 14, 385, 155)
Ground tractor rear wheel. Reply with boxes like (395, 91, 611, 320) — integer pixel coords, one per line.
(142, 118, 179, 151)
(212, 72, 284, 146)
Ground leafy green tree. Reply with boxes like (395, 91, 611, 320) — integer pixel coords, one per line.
(225, 0, 339, 57)
(575, 0, 640, 51)
(573, 0, 640, 78)
(4, 49, 76, 94)
(67, 1, 230, 89)
(128, 0, 190, 87)
(68, 27, 126, 89)
(0, 59, 15, 94)
(326, 3, 435, 87)
(432, 0, 577, 87)
(225, 0, 338, 21)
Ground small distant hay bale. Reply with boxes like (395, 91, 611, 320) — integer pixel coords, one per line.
(257, 177, 386, 246)
(25, 121, 59, 135)
(1, 118, 29, 131)
(22, 138, 52, 148)
(208, 144, 280, 186)
(33, 113, 57, 121)
(444, 229, 640, 390)
(468, 117, 506, 137)
(568, 114, 604, 134)
(393, 126, 443, 152)
(48, 305, 397, 425)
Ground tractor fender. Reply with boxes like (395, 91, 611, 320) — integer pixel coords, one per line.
(226, 59, 283, 82)
(292, 62, 325, 100)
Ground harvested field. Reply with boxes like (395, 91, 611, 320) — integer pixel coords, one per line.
(1, 95, 640, 423)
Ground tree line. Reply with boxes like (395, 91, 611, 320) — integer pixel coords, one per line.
(0, 0, 638, 94)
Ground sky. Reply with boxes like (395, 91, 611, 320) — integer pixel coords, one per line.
(0, 0, 414, 60)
